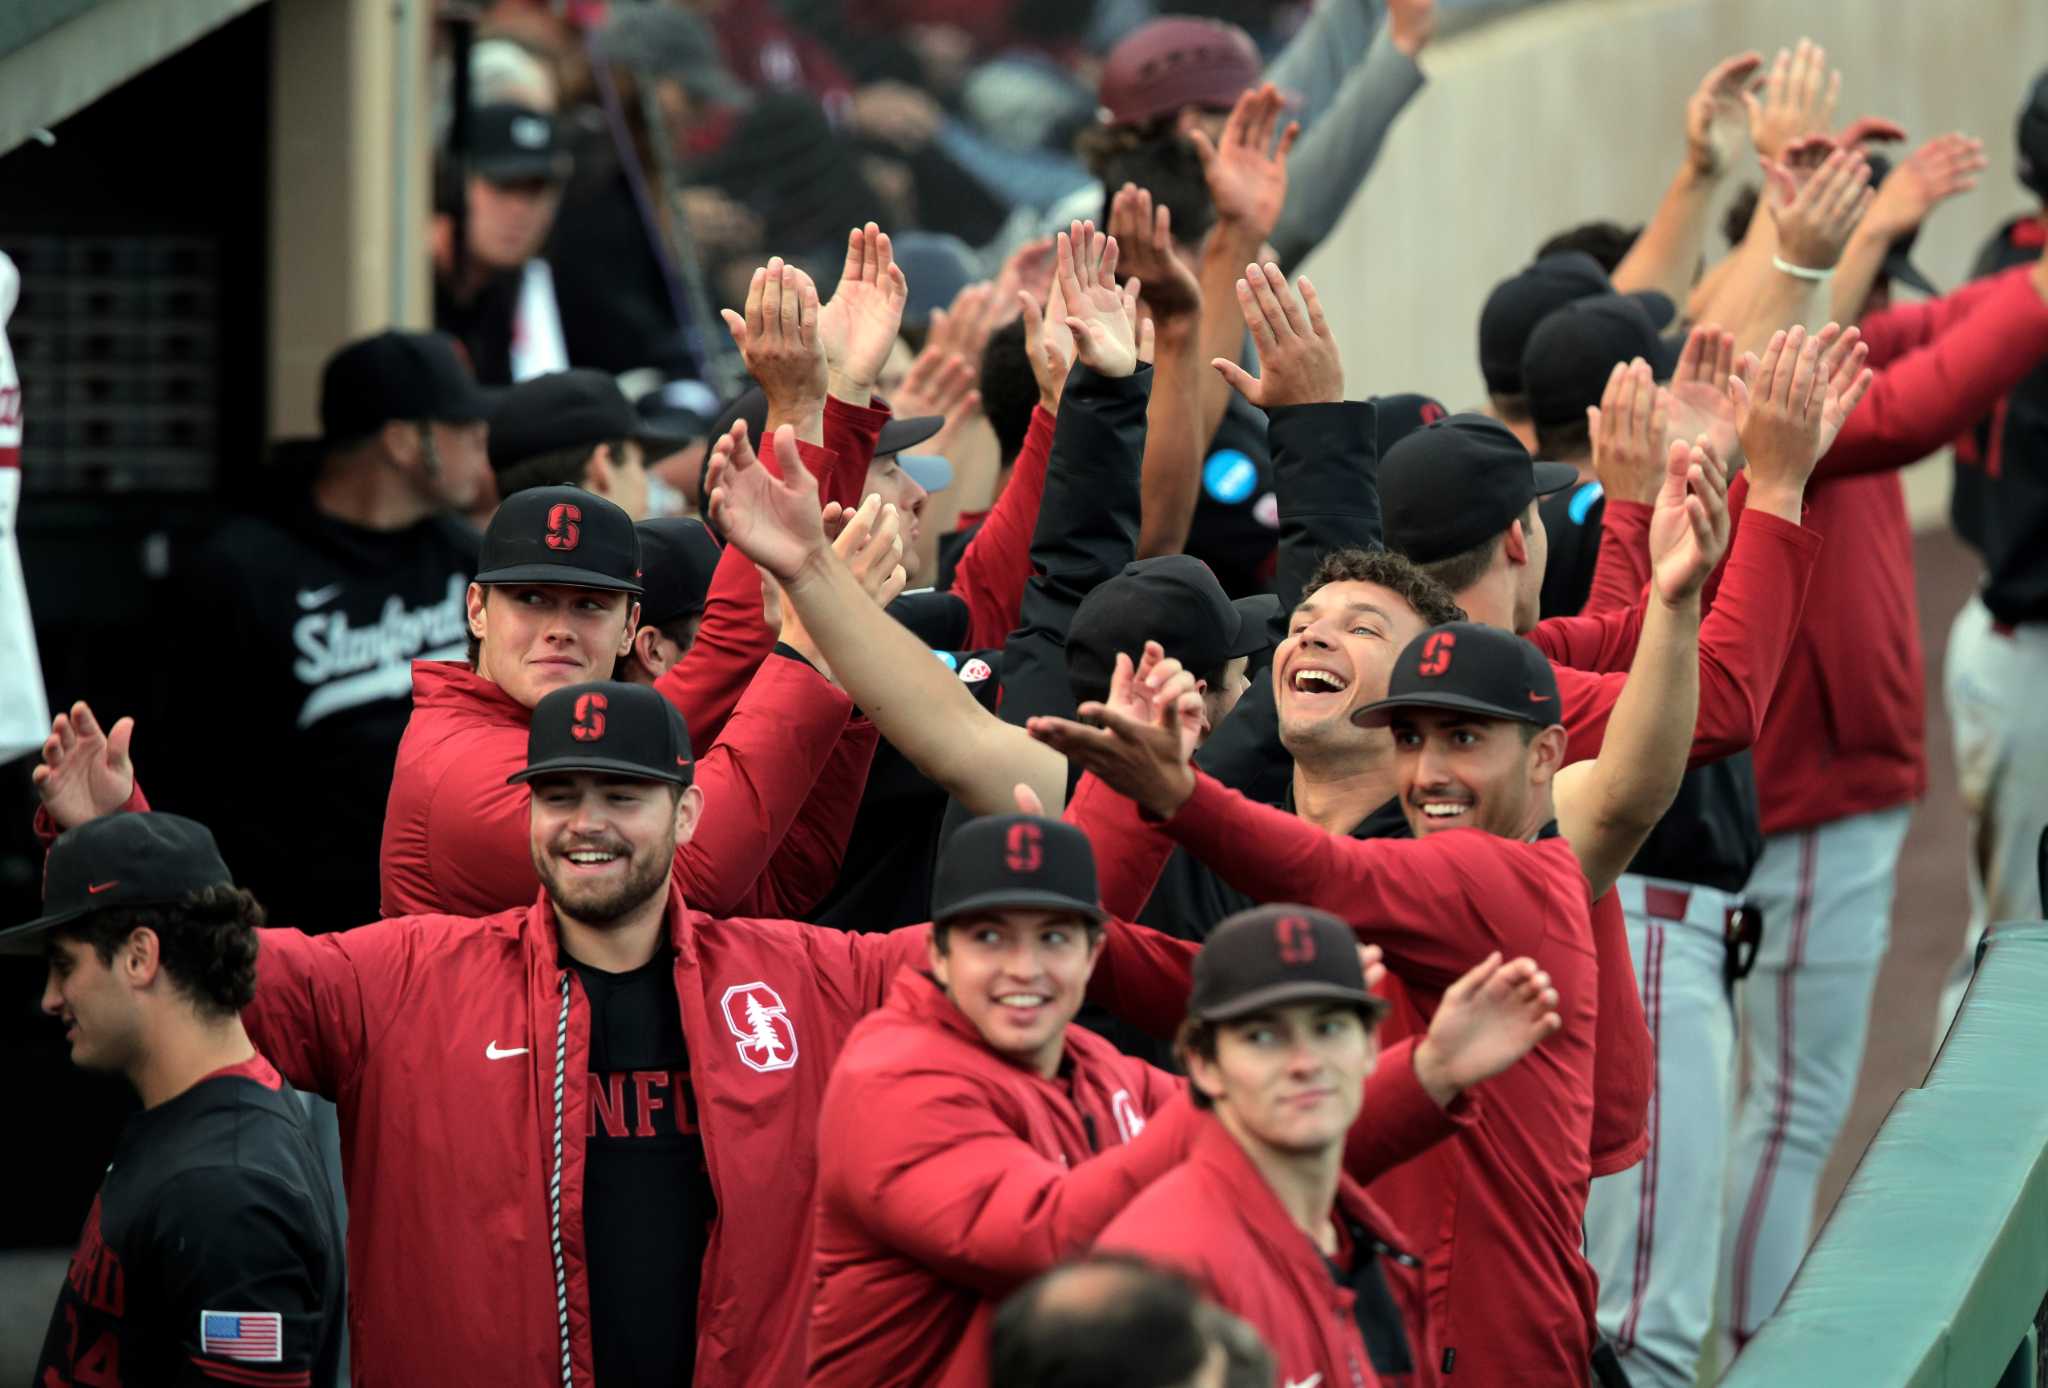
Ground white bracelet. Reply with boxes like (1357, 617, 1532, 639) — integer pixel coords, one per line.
(1770, 255, 1834, 282)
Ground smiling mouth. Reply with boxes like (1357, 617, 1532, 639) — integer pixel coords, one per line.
(1287, 667, 1350, 697)
(1415, 800, 1472, 822)
(559, 847, 625, 869)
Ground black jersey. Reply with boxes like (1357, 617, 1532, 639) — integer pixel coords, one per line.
(36, 1054, 344, 1388)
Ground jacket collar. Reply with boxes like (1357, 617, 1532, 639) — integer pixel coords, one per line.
(411, 658, 531, 725)
(521, 876, 704, 976)
(1188, 1110, 1377, 1270)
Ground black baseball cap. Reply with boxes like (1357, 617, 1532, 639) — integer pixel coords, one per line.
(1354, 620, 1562, 728)
(636, 517, 721, 627)
(1478, 252, 1675, 397)
(707, 385, 945, 472)
(476, 484, 644, 593)
(931, 814, 1106, 924)
(590, 5, 747, 108)
(1380, 414, 1578, 564)
(1189, 905, 1384, 1023)
(490, 370, 697, 476)
(2019, 70, 2048, 199)
(1862, 152, 1940, 297)
(511, 681, 694, 787)
(3, 813, 234, 953)
(469, 104, 572, 184)
(1522, 294, 1683, 432)
(1066, 555, 1278, 703)
(319, 330, 493, 442)
(1373, 392, 1448, 455)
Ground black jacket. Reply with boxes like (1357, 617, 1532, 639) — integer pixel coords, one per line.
(1956, 216, 2048, 626)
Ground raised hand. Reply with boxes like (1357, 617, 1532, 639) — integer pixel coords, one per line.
(1744, 39, 1840, 162)
(1834, 114, 1908, 150)
(1388, 0, 1437, 59)
(722, 258, 827, 415)
(817, 224, 909, 399)
(1647, 436, 1732, 606)
(1728, 324, 1832, 504)
(1765, 144, 1873, 272)
(1017, 264, 1073, 412)
(1661, 323, 1744, 474)
(1587, 358, 1668, 505)
(705, 420, 826, 584)
(1108, 182, 1201, 321)
(1190, 83, 1300, 239)
(1812, 323, 1873, 457)
(1862, 132, 1988, 241)
(33, 702, 138, 831)
(990, 235, 1056, 329)
(835, 493, 910, 608)
(1686, 51, 1765, 178)
(1210, 264, 1342, 408)
(1055, 221, 1145, 378)
(1411, 953, 1563, 1106)
(1026, 648, 1200, 818)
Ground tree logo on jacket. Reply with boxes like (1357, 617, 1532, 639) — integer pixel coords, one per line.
(721, 982, 799, 1073)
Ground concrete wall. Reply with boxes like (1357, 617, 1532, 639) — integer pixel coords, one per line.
(1301, 0, 2048, 524)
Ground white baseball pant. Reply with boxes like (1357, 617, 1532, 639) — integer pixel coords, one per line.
(1935, 596, 2048, 1045)
(1719, 803, 1912, 1351)
(1585, 875, 1739, 1388)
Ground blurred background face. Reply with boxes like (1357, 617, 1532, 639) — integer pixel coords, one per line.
(1274, 581, 1427, 758)
(467, 175, 563, 270)
(864, 453, 930, 577)
(930, 909, 1103, 1076)
(1192, 1002, 1375, 1154)
(422, 418, 492, 510)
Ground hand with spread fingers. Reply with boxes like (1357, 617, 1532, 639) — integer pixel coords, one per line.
(1054, 221, 1147, 378)
(722, 258, 828, 416)
(1587, 358, 1668, 506)
(891, 347, 977, 423)
(1660, 323, 1744, 474)
(1412, 953, 1564, 1106)
(1190, 82, 1301, 240)
(1210, 263, 1343, 408)
(990, 235, 1056, 329)
(1017, 260, 1075, 412)
(1765, 144, 1874, 272)
(1107, 182, 1201, 321)
(33, 702, 138, 830)
(1744, 39, 1840, 162)
(777, 494, 908, 681)
(1862, 132, 1989, 242)
(1026, 645, 1201, 819)
(705, 419, 828, 585)
(1728, 324, 1836, 508)
(1810, 323, 1874, 457)
(1647, 435, 1733, 607)
(925, 281, 998, 378)
(1686, 51, 1765, 178)
(816, 224, 909, 403)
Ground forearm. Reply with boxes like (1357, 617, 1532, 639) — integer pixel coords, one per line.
(952, 406, 1055, 648)
(1584, 501, 1653, 615)
(1136, 318, 1204, 558)
(1345, 1035, 1474, 1184)
(1611, 162, 1721, 304)
(1194, 223, 1265, 443)
(1828, 226, 1896, 325)
(1728, 260, 1828, 359)
(1268, 30, 1425, 270)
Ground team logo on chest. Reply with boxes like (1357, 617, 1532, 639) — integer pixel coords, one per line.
(721, 982, 799, 1073)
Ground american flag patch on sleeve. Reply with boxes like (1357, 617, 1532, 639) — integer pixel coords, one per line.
(200, 1310, 283, 1362)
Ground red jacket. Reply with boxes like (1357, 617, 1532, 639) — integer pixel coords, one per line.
(1748, 265, 2048, 832)
(946, 403, 1058, 650)
(1081, 773, 1603, 1387)
(379, 653, 873, 919)
(807, 967, 1469, 1388)
(1098, 1115, 1405, 1388)
(241, 880, 933, 1388)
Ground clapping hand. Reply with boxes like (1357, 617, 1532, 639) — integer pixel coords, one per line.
(1587, 358, 1669, 506)
(1411, 953, 1563, 1106)
(721, 258, 827, 415)
(1765, 143, 1873, 273)
(1745, 39, 1839, 162)
(1191, 83, 1300, 240)
(1027, 641, 1202, 819)
(1108, 183, 1201, 321)
(816, 224, 909, 402)
(1210, 264, 1343, 408)
(1053, 221, 1149, 379)
(33, 702, 138, 831)
(705, 420, 827, 585)
(1727, 325, 1840, 502)
(1647, 436, 1733, 607)
(1660, 323, 1743, 474)
(1686, 51, 1765, 178)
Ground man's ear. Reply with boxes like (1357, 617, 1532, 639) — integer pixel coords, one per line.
(673, 782, 705, 842)
(467, 582, 489, 641)
(618, 602, 641, 657)
(120, 926, 163, 991)
(1184, 1044, 1227, 1106)
(381, 420, 420, 465)
(584, 444, 615, 497)
(1502, 519, 1530, 569)
(631, 626, 664, 678)
(1528, 723, 1569, 786)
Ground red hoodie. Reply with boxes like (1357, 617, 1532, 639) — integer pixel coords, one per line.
(1099, 1115, 1408, 1388)
(379, 653, 873, 919)
(1747, 264, 2048, 832)
(807, 968, 1470, 1388)
(241, 880, 934, 1388)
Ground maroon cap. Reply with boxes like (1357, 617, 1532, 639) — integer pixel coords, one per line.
(1098, 17, 1261, 127)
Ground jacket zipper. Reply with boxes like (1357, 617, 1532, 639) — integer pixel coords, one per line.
(549, 971, 572, 1387)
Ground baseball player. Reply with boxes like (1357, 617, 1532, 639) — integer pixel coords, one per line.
(1097, 906, 1560, 1388)
(617, 516, 721, 683)
(10, 814, 344, 1388)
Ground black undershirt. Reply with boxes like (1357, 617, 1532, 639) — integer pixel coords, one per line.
(570, 948, 715, 1387)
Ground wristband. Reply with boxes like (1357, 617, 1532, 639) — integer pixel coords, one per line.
(1770, 255, 1833, 282)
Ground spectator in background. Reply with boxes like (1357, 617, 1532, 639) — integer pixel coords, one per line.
(990, 1256, 1232, 1388)
(432, 103, 574, 386)
(619, 516, 721, 682)
(486, 368, 698, 523)
(634, 376, 724, 518)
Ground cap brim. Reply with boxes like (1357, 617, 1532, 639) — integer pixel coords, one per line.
(1625, 290, 1677, 330)
(436, 383, 500, 425)
(1531, 461, 1582, 496)
(934, 888, 1108, 925)
(473, 563, 645, 595)
(510, 755, 692, 787)
(1352, 690, 1553, 728)
(472, 154, 572, 185)
(877, 415, 945, 457)
(899, 454, 954, 493)
(0, 908, 90, 956)
(1227, 594, 1281, 657)
(1197, 979, 1381, 1023)
(632, 419, 702, 453)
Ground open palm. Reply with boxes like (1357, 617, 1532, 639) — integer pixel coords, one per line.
(817, 223, 908, 388)
(33, 703, 137, 830)
(705, 423, 826, 584)
(1648, 439, 1730, 604)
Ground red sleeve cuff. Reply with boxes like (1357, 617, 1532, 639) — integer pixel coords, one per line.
(825, 393, 890, 439)
(33, 782, 149, 848)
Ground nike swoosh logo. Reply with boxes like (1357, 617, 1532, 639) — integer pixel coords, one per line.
(1285, 1377, 1322, 1388)
(297, 584, 344, 609)
(87, 881, 119, 894)
(484, 1042, 529, 1060)
(1529, 690, 1550, 702)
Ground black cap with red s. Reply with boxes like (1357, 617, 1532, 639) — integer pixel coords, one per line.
(476, 485, 643, 594)
(512, 681, 695, 788)
(1353, 620, 1562, 729)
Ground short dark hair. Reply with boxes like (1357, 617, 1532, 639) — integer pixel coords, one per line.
(1299, 548, 1467, 627)
(1075, 123, 1216, 246)
(55, 885, 263, 1019)
(494, 439, 623, 501)
(1724, 183, 1760, 250)
(1537, 220, 1642, 274)
(1534, 411, 1592, 462)
(981, 319, 1040, 467)
(1489, 390, 1531, 422)
(1410, 500, 1535, 596)
(1177, 1001, 1387, 1110)
(991, 1255, 1211, 1388)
